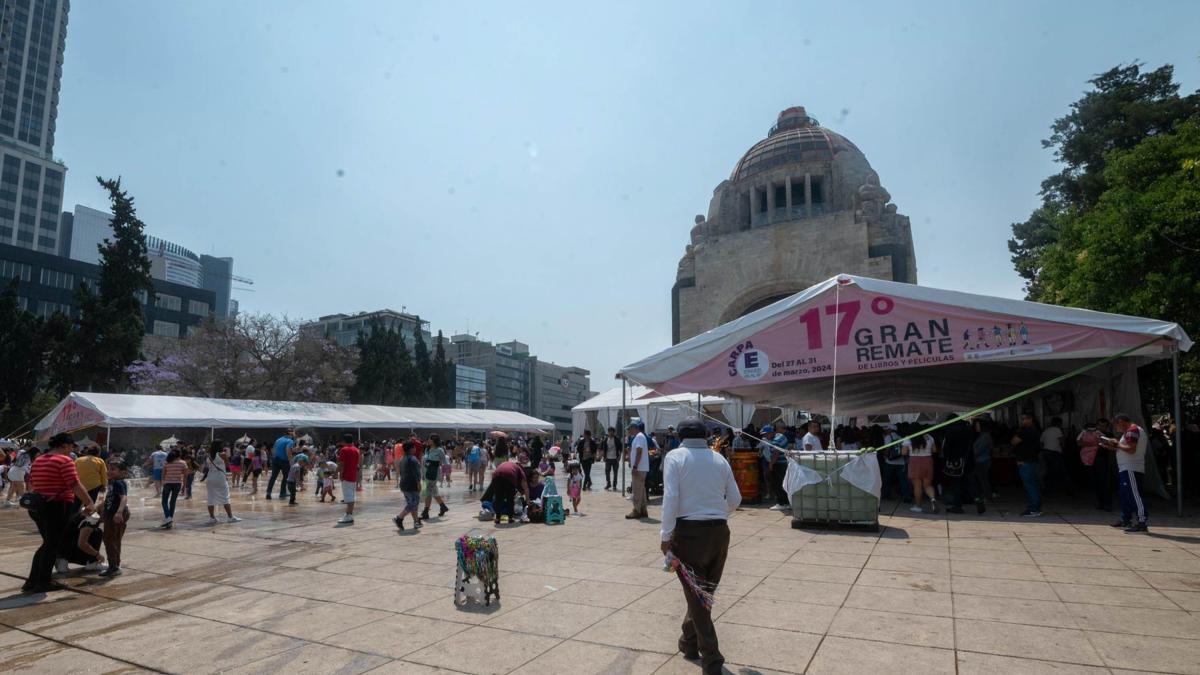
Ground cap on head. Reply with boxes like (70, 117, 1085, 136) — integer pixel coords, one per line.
(760, 425, 775, 435)
(628, 418, 644, 430)
(677, 417, 706, 440)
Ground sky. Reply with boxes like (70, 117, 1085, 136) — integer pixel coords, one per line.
(55, 1, 1200, 395)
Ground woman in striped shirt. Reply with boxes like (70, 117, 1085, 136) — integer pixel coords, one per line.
(160, 450, 188, 529)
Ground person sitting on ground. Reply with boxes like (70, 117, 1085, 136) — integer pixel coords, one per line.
(58, 510, 105, 575)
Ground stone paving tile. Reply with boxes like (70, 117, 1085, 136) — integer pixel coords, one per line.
(222, 643, 392, 675)
(322, 613, 469, 659)
(547, 579, 650, 609)
(956, 651, 1110, 674)
(652, 653, 793, 675)
(485, 598, 614, 638)
(718, 596, 838, 635)
(0, 630, 142, 674)
(580, 608, 680, 654)
(403, 625, 560, 675)
(827, 607, 954, 649)
(746, 577, 852, 607)
(807, 635, 955, 675)
(843, 584, 954, 617)
(954, 618, 1104, 666)
(952, 594, 1078, 628)
(1049, 581, 1177, 608)
(510, 639, 670, 675)
(3, 473, 1200, 674)
(1088, 631, 1200, 674)
(713, 622, 822, 673)
(950, 575, 1057, 601)
(1065, 602, 1200, 639)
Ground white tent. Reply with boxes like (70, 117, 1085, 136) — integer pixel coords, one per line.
(35, 392, 556, 437)
(619, 275, 1190, 416)
(619, 274, 1192, 513)
(571, 386, 730, 438)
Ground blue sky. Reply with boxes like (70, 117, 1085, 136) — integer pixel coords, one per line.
(56, 1, 1200, 390)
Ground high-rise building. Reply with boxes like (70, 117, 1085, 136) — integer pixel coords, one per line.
(0, 0, 70, 254)
(531, 361, 590, 436)
(63, 204, 237, 318)
(455, 364, 487, 409)
(451, 333, 592, 429)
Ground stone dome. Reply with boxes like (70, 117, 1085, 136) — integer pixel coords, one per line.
(731, 106, 861, 182)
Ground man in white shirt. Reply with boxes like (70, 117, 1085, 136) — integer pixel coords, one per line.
(660, 417, 740, 673)
(1102, 413, 1150, 532)
(800, 420, 824, 452)
(625, 419, 650, 519)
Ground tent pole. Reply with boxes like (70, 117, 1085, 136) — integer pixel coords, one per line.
(1173, 350, 1184, 518)
(106, 424, 112, 455)
(621, 378, 627, 495)
(209, 427, 214, 443)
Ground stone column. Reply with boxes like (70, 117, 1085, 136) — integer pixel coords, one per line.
(804, 174, 813, 218)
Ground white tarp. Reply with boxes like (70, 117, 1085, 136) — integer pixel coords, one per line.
(571, 386, 726, 437)
(35, 392, 556, 437)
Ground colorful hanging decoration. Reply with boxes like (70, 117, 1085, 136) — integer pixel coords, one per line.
(663, 552, 717, 610)
(455, 534, 500, 606)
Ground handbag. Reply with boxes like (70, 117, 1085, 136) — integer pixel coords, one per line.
(19, 491, 46, 513)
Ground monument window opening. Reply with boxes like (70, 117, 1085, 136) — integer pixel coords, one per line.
(773, 184, 787, 211)
(810, 175, 825, 211)
(757, 188, 767, 213)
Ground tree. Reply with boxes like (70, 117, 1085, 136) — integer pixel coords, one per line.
(412, 325, 433, 406)
(431, 330, 454, 407)
(351, 320, 410, 405)
(1036, 116, 1200, 416)
(128, 314, 357, 402)
(74, 177, 154, 391)
(1009, 64, 1200, 296)
(0, 279, 45, 432)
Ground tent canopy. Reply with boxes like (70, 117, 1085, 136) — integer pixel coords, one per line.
(618, 275, 1191, 416)
(571, 386, 728, 437)
(35, 392, 556, 437)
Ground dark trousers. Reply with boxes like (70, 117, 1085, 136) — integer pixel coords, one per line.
(102, 515, 126, 568)
(944, 472, 971, 508)
(1118, 469, 1147, 524)
(1091, 452, 1113, 510)
(266, 458, 288, 498)
(971, 460, 991, 504)
(26, 501, 73, 588)
(162, 483, 181, 520)
(770, 462, 788, 506)
(581, 458, 594, 489)
(604, 458, 619, 487)
(286, 480, 297, 504)
(185, 473, 195, 498)
(1040, 450, 1073, 496)
(672, 519, 730, 674)
(882, 461, 911, 501)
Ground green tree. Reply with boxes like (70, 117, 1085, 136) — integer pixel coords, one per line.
(351, 320, 411, 405)
(431, 330, 454, 407)
(396, 333, 419, 406)
(0, 279, 45, 432)
(412, 324, 432, 406)
(1037, 117, 1200, 415)
(74, 177, 154, 391)
(1009, 63, 1200, 296)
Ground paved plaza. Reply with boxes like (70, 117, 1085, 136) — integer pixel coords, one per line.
(1, 469, 1200, 675)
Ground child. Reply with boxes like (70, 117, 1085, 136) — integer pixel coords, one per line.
(286, 458, 307, 506)
(440, 451, 453, 487)
(100, 460, 129, 577)
(320, 461, 337, 502)
(567, 460, 583, 514)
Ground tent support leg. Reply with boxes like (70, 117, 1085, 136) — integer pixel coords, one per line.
(209, 428, 214, 443)
(106, 424, 112, 454)
(1173, 351, 1184, 518)
(621, 378, 627, 495)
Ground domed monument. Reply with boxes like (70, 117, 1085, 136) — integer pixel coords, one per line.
(672, 106, 918, 343)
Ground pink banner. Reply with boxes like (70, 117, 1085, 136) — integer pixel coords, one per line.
(46, 399, 106, 436)
(662, 285, 1157, 394)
